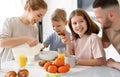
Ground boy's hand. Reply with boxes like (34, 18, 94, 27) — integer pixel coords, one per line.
(58, 32, 65, 36)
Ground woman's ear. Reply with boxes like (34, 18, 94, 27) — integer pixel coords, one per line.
(26, 6, 32, 12)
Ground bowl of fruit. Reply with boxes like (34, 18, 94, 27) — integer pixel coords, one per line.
(43, 58, 70, 74)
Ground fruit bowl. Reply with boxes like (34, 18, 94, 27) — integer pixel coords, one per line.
(44, 58, 70, 75)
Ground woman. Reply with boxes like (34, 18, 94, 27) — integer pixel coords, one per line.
(0, 0, 47, 62)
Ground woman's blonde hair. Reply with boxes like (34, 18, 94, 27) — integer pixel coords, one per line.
(24, 0, 47, 11)
(51, 8, 67, 22)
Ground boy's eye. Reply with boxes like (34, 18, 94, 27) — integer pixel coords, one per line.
(57, 25, 61, 27)
(37, 15, 40, 17)
(37, 14, 42, 17)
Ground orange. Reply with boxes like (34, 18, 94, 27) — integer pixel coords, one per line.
(58, 65, 69, 73)
(44, 62, 52, 71)
(65, 64, 70, 70)
(54, 58, 64, 67)
(48, 65, 58, 73)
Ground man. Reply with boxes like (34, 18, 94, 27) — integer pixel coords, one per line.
(93, 0, 120, 70)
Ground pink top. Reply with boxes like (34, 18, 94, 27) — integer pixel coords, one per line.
(71, 33, 105, 59)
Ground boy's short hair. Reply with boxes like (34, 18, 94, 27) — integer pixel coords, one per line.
(51, 8, 67, 21)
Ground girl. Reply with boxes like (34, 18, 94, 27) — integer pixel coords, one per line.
(61, 8, 106, 66)
(0, 0, 47, 62)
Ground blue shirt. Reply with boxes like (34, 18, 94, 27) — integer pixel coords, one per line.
(43, 31, 70, 51)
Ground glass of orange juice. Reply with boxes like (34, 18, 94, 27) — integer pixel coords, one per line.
(57, 48, 65, 59)
(18, 55, 27, 68)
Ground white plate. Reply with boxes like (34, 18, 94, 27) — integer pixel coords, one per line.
(12, 43, 44, 61)
(39, 51, 57, 61)
(46, 70, 71, 76)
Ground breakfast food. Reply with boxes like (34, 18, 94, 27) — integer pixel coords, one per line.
(5, 71, 17, 77)
(58, 32, 65, 36)
(44, 58, 70, 73)
(18, 69, 29, 77)
(38, 60, 48, 67)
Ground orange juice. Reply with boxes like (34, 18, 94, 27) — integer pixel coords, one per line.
(18, 55, 26, 67)
(58, 53, 65, 59)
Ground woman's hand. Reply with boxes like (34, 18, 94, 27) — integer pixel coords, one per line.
(25, 37, 39, 47)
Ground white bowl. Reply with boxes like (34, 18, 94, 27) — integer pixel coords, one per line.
(39, 51, 58, 61)
(12, 43, 43, 61)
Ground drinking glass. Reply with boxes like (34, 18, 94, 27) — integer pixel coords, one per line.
(27, 56, 35, 65)
(18, 55, 27, 68)
(57, 48, 65, 59)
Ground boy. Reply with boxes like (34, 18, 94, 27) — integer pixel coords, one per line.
(41, 8, 70, 51)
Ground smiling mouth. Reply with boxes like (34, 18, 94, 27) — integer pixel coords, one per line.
(76, 27, 83, 32)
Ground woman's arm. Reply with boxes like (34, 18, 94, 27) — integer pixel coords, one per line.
(0, 36, 38, 48)
(76, 57, 105, 66)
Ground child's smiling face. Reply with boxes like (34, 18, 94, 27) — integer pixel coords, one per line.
(71, 15, 87, 37)
(52, 20, 67, 35)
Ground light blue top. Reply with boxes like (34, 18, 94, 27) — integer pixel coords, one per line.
(43, 31, 70, 51)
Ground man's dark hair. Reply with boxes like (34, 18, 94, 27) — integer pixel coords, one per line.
(93, 0, 119, 9)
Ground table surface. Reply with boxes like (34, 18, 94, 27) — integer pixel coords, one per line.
(0, 61, 120, 77)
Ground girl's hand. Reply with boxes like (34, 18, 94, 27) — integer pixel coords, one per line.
(60, 35, 71, 44)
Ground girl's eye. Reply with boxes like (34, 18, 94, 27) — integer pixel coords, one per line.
(72, 22, 77, 25)
(80, 20, 83, 22)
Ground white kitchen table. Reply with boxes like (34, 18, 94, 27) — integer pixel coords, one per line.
(0, 60, 120, 77)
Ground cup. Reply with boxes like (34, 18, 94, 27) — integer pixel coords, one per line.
(65, 55, 75, 68)
(27, 56, 35, 65)
(57, 48, 65, 59)
(18, 55, 27, 67)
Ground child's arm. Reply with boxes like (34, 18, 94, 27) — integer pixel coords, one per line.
(60, 36, 74, 55)
(40, 43, 47, 51)
(66, 42, 74, 55)
(76, 57, 105, 66)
